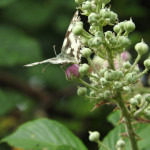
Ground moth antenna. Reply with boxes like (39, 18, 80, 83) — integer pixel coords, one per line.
(42, 63, 50, 73)
(53, 45, 57, 56)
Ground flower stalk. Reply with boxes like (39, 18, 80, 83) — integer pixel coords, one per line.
(116, 93, 139, 150)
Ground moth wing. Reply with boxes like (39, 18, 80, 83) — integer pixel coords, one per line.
(61, 10, 81, 62)
(24, 56, 78, 67)
(24, 57, 60, 67)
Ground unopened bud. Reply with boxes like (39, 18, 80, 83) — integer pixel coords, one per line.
(124, 19, 135, 33)
(77, 86, 87, 96)
(72, 21, 83, 35)
(89, 131, 100, 142)
(144, 59, 150, 69)
(135, 40, 148, 56)
(75, 0, 84, 4)
(82, 48, 92, 58)
(79, 63, 90, 74)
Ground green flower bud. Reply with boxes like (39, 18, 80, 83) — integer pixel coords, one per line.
(81, 37, 89, 45)
(104, 90, 111, 99)
(79, 63, 90, 74)
(72, 21, 83, 35)
(124, 19, 135, 33)
(144, 59, 150, 69)
(118, 22, 125, 30)
(90, 91, 97, 97)
(104, 70, 116, 81)
(145, 94, 150, 103)
(89, 25, 96, 34)
(123, 61, 131, 69)
(92, 37, 102, 46)
(134, 94, 142, 102)
(116, 139, 125, 148)
(82, 48, 92, 58)
(100, 77, 109, 85)
(144, 109, 150, 117)
(133, 66, 140, 73)
(82, 1, 91, 10)
(88, 13, 99, 24)
(77, 86, 87, 96)
(75, 0, 85, 4)
(118, 36, 130, 46)
(105, 31, 113, 39)
(89, 131, 100, 142)
(123, 86, 131, 91)
(124, 73, 137, 84)
(113, 81, 122, 89)
(135, 40, 148, 55)
(113, 24, 121, 33)
(115, 70, 123, 80)
(129, 98, 138, 106)
(94, 31, 103, 37)
(99, 9, 107, 17)
(109, 11, 118, 23)
(103, 10, 111, 18)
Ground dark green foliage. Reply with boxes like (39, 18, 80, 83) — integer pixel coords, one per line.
(0, 0, 149, 150)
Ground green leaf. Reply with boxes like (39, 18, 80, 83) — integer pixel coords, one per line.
(100, 124, 124, 150)
(1, 118, 88, 150)
(99, 122, 150, 150)
(0, 25, 42, 67)
(107, 110, 121, 126)
(2, 1, 54, 29)
(0, 0, 16, 7)
(133, 124, 150, 150)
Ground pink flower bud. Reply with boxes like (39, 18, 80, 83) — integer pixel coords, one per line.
(121, 51, 131, 61)
(66, 64, 80, 80)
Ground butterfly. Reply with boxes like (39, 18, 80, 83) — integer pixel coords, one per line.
(24, 11, 82, 67)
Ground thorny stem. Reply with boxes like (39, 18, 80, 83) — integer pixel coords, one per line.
(116, 93, 139, 150)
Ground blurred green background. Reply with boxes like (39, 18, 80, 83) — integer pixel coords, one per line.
(0, 0, 149, 150)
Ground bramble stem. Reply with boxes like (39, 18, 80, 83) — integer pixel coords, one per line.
(78, 78, 99, 92)
(97, 140, 112, 150)
(128, 54, 141, 73)
(137, 68, 148, 78)
(87, 57, 101, 77)
(116, 93, 139, 150)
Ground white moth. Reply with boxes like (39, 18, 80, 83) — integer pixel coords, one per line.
(24, 11, 82, 67)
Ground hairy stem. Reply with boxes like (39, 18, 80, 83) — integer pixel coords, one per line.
(116, 93, 139, 150)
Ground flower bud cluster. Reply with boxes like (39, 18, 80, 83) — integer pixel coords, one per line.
(128, 93, 150, 117)
(71, 0, 150, 125)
